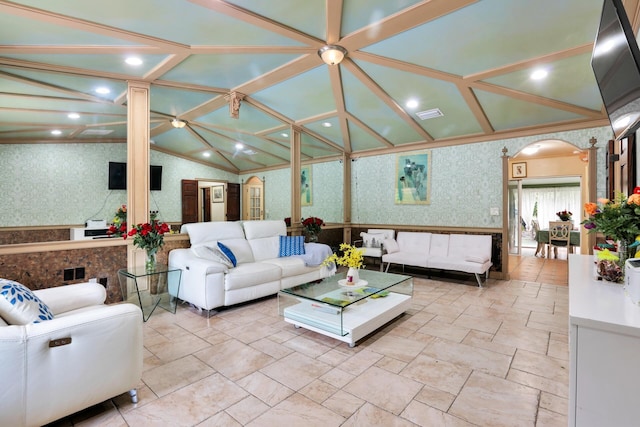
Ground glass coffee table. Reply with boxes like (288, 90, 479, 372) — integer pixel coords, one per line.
(278, 269, 413, 347)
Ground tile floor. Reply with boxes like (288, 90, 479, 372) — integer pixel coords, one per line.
(49, 256, 569, 426)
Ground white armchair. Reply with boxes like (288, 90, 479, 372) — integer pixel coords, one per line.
(0, 282, 143, 427)
(354, 229, 396, 271)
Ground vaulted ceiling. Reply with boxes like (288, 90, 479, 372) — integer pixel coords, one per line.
(1, 0, 638, 173)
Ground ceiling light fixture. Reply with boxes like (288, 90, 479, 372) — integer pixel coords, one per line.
(125, 56, 143, 66)
(531, 69, 548, 80)
(95, 87, 110, 94)
(406, 99, 419, 109)
(318, 45, 347, 65)
(51, 129, 62, 135)
(322, 122, 332, 127)
(171, 118, 186, 128)
(281, 133, 289, 138)
(67, 113, 80, 119)
(235, 143, 244, 150)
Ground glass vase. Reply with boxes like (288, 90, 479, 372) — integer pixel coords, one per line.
(618, 239, 630, 268)
(145, 250, 157, 272)
(306, 232, 319, 243)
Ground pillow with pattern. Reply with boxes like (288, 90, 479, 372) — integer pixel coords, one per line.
(0, 279, 54, 325)
(279, 235, 306, 257)
(361, 232, 384, 248)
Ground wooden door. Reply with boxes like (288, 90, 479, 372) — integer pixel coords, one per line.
(227, 183, 240, 221)
(202, 187, 211, 222)
(181, 179, 198, 224)
(619, 135, 635, 195)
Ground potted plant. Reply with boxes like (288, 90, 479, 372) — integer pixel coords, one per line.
(323, 243, 364, 285)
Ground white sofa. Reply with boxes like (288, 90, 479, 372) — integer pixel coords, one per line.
(0, 282, 143, 427)
(382, 232, 493, 287)
(354, 229, 395, 271)
(168, 220, 334, 311)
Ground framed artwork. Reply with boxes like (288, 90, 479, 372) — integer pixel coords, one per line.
(512, 162, 527, 178)
(395, 150, 431, 205)
(212, 185, 224, 203)
(301, 165, 312, 206)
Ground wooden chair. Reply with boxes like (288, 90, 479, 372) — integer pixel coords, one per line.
(547, 221, 572, 259)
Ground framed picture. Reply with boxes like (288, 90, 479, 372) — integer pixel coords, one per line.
(395, 150, 431, 205)
(212, 185, 224, 203)
(301, 165, 312, 206)
(512, 162, 527, 178)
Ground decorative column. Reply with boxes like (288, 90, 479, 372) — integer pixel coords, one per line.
(343, 152, 352, 244)
(586, 137, 598, 254)
(501, 146, 510, 280)
(126, 81, 151, 269)
(290, 126, 302, 236)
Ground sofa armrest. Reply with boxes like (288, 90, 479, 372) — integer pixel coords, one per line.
(0, 303, 142, 427)
(34, 282, 106, 316)
(169, 248, 228, 274)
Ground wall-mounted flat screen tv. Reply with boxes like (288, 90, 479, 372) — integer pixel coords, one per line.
(591, 0, 640, 141)
(108, 162, 162, 191)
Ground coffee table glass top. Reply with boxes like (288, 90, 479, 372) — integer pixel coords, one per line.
(281, 269, 412, 308)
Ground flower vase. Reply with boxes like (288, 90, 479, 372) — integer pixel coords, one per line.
(346, 267, 360, 285)
(618, 240, 630, 267)
(306, 232, 319, 243)
(145, 250, 157, 272)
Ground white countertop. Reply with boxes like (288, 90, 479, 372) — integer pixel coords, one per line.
(569, 254, 640, 337)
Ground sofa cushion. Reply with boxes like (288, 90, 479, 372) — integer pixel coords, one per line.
(428, 257, 490, 274)
(183, 221, 245, 247)
(217, 242, 237, 267)
(384, 238, 399, 254)
(219, 238, 255, 264)
(279, 235, 305, 257)
(224, 262, 282, 291)
(361, 232, 383, 248)
(465, 254, 490, 264)
(243, 220, 287, 240)
(397, 232, 431, 253)
(0, 279, 54, 325)
(382, 251, 428, 268)
(449, 234, 492, 260)
(429, 233, 450, 256)
(262, 256, 311, 277)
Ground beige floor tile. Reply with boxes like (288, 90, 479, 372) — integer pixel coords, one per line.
(453, 313, 502, 334)
(283, 333, 335, 358)
(195, 338, 275, 381)
(249, 337, 294, 360)
(319, 367, 357, 389)
(342, 402, 416, 427)
(235, 371, 294, 406)
(493, 323, 550, 355)
(461, 330, 517, 357)
(449, 371, 539, 427)
(246, 393, 344, 427)
(142, 354, 214, 397)
(417, 319, 471, 343)
(507, 368, 568, 399)
(365, 334, 427, 362)
(260, 352, 332, 391)
(536, 407, 568, 427)
(539, 391, 568, 416)
(299, 379, 339, 403)
(343, 366, 423, 414)
(224, 395, 270, 425)
(196, 411, 242, 427)
(511, 349, 569, 383)
(401, 400, 476, 427)
(322, 389, 365, 418)
(413, 384, 456, 412)
(146, 332, 211, 363)
(337, 349, 384, 376)
(401, 354, 472, 395)
(547, 338, 569, 361)
(422, 337, 512, 378)
(375, 355, 409, 374)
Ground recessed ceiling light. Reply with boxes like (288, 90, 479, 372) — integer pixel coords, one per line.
(203, 152, 211, 157)
(235, 143, 244, 150)
(125, 56, 143, 66)
(406, 99, 419, 109)
(95, 87, 110, 94)
(322, 122, 332, 127)
(51, 129, 62, 135)
(67, 113, 80, 119)
(281, 133, 289, 138)
(531, 69, 548, 80)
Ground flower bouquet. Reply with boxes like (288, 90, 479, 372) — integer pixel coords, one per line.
(556, 210, 572, 221)
(302, 216, 324, 242)
(127, 220, 170, 271)
(323, 243, 364, 285)
(107, 205, 127, 237)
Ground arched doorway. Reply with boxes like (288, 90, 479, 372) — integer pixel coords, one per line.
(242, 176, 265, 220)
(508, 140, 588, 257)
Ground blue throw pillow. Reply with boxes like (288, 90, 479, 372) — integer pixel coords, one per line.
(279, 235, 306, 257)
(217, 242, 237, 267)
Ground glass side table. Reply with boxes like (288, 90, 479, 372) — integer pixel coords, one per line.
(117, 264, 182, 322)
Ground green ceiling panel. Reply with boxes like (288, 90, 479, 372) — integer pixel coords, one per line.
(362, 0, 603, 76)
(0, 94, 127, 116)
(150, 86, 218, 117)
(341, 68, 424, 144)
(355, 60, 483, 139)
(484, 53, 603, 110)
(12, 0, 305, 46)
(347, 121, 385, 152)
(0, 74, 86, 100)
(161, 53, 302, 88)
(341, 0, 423, 38)
(300, 132, 340, 158)
(303, 117, 343, 147)
(475, 89, 585, 131)
(227, 0, 326, 41)
(1, 110, 124, 127)
(151, 129, 206, 153)
(202, 127, 290, 162)
(251, 66, 336, 121)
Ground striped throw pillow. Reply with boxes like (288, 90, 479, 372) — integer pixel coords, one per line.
(279, 236, 306, 257)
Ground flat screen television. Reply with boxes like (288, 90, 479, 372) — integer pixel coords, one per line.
(108, 162, 162, 190)
(591, 0, 640, 141)
(108, 161, 126, 190)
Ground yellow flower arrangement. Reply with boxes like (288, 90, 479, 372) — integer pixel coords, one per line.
(322, 243, 364, 268)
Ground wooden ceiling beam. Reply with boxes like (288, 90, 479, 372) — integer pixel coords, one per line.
(326, 0, 343, 45)
(327, 65, 351, 153)
(457, 85, 494, 134)
(346, 113, 395, 149)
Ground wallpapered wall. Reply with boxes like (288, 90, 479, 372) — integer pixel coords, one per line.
(0, 126, 612, 229)
(0, 143, 237, 227)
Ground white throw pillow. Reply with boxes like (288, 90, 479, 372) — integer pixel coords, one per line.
(191, 245, 233, 268)
(0, 279, 54, 325)
(383, 238, 400, 254)
(361, 232, 383, 248)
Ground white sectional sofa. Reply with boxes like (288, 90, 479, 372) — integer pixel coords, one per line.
(382, 232, 493, 287)
(168, 220, 334, 311)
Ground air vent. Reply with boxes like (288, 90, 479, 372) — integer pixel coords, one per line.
(80, 129, 113, 136)
(415, 108, 443, 120)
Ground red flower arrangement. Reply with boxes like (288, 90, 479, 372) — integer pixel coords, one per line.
(107, 205, 127, 237)
(302, 217, 324, 234)
(127, 220, 171, 256)
(284, 217, 291, 227)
